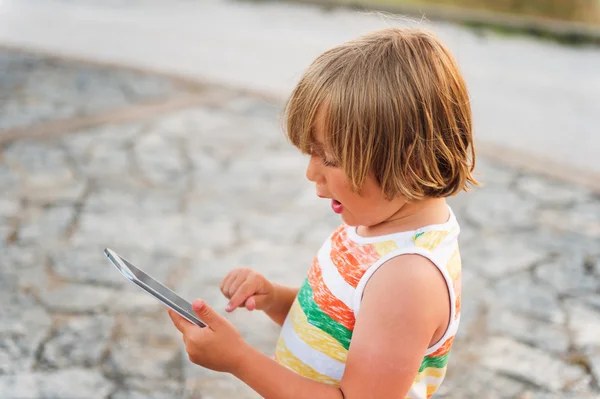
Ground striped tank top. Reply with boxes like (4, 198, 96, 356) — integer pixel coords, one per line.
(274, 206, 462, 398)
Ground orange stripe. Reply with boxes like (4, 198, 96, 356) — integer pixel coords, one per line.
(308, 259, 355, 331)
(453, 272, 462, 319)
(330, 228, 380, 288)
(429, 336, 454, 357)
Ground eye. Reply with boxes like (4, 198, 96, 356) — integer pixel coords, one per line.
(321, 157, 337, 167)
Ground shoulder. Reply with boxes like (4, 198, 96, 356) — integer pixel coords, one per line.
(363, 254, 447, 298)
(358, 254, 450, 331)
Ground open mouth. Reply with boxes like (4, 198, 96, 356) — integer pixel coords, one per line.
(331, 199, 343, 214)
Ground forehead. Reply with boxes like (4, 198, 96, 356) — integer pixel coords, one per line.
(311, 108, 329, 145)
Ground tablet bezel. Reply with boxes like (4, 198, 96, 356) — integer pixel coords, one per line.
(104, 248, 207, 328)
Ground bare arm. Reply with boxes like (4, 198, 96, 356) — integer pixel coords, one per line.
(263, 283, 299, 326)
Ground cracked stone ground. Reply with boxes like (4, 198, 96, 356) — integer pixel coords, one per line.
(1, 49, 599, 399)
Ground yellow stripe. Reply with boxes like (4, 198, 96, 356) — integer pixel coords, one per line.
(413, 365, 447, 385)
(373, 240, 399, 257)
(427, 384, 439, 397)
(422, 366, 446, 379)
(413, 372, 425, 384)
(446, 246, 461, 280)
(275, 335, 340, 386)
(414, 230, 450, 251)
(289, 300, 348, 364)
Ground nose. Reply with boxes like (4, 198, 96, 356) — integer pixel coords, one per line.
(305, 155, 322, 183)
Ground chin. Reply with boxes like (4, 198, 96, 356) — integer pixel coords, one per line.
(340, 214, 359, 227)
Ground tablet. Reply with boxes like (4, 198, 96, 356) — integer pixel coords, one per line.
(104, 248, 207, 328)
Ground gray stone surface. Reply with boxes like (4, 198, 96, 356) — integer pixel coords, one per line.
(516, 174, 589, 208)
(480, 337, 589, 392)
(589, 354, 600, 391)
(18, 205, 75, 244)
(0, 191, 20, 215)
(19, 179, 87, 206)
(583, 295, 600, 313)
(437, 368, 527, 399)
(1, 48, 600, 398)
(49, 245, 130, 287)
(110, 378, 184, 399)
(0, 51, 193, 130)
(474, 157, 519, 187)
(487, 306, 570, 354)
(463, 186, 539, 231)
(3, 141, 75, 187)
(103, 314, 183, 380)
(134, 131, 189, 189)
(41, 315, 115, 368)
(0, 369, 115, 399)
(535, 257, 600, 296)
(565, 300, 600, 349)
(0, 290, 52, 374)
(524, 393, 600, 399)
(539, 201, 600, 238)
(85, 186, 182, 215)
(39, 284, 116, 313)
(460, 233, 548, 278)
(491, 273, 566, 324)
(49, 244, 183, 289)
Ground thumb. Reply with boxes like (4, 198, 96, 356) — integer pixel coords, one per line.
(248, 294, 270, 311)
(192, 299, 222, 330)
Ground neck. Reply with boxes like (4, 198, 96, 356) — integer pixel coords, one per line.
(359, 197, 449, 237)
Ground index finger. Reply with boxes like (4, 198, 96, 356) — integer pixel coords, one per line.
(226, 281, 255, 312)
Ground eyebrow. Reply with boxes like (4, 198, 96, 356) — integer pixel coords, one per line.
(308, 130, 334, 159)
(310, 141, 326, 156)
(308, 128, 322, 147)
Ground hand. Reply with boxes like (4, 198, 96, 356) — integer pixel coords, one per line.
(220, 268, 274, 313)
(167, 299, 248, 373)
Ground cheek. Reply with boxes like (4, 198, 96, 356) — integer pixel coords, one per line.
(326, 170, 351, 193)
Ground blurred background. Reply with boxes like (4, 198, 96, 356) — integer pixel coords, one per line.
(1, 0, 599, 398)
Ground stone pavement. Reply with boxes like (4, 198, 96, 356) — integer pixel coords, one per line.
(1, 49, 600, 399)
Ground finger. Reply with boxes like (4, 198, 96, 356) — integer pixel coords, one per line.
(168, 309, 190, 334)
(226, 281, 256, 312)
(222, 269, 246, 299)
(227, 271, 249, 298)
(192, 299, 223, 331)
(251, 294, 270, 311)
(244, 296, 256, 311)
(220, 271, 236, 298)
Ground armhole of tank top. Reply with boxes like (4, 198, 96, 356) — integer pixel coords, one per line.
(351, 248, 458, 355)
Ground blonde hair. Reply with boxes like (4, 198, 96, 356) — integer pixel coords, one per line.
(284, 27, 478, 201)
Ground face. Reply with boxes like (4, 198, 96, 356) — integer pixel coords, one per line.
(305, 112, 406, 228)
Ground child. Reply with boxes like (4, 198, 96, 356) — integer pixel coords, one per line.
(168, 27, 477, 399)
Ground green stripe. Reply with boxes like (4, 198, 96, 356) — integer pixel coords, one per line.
(413, 232, 425, 241)
(297, 278, 353, 350)
(418, 352, 450, 372)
